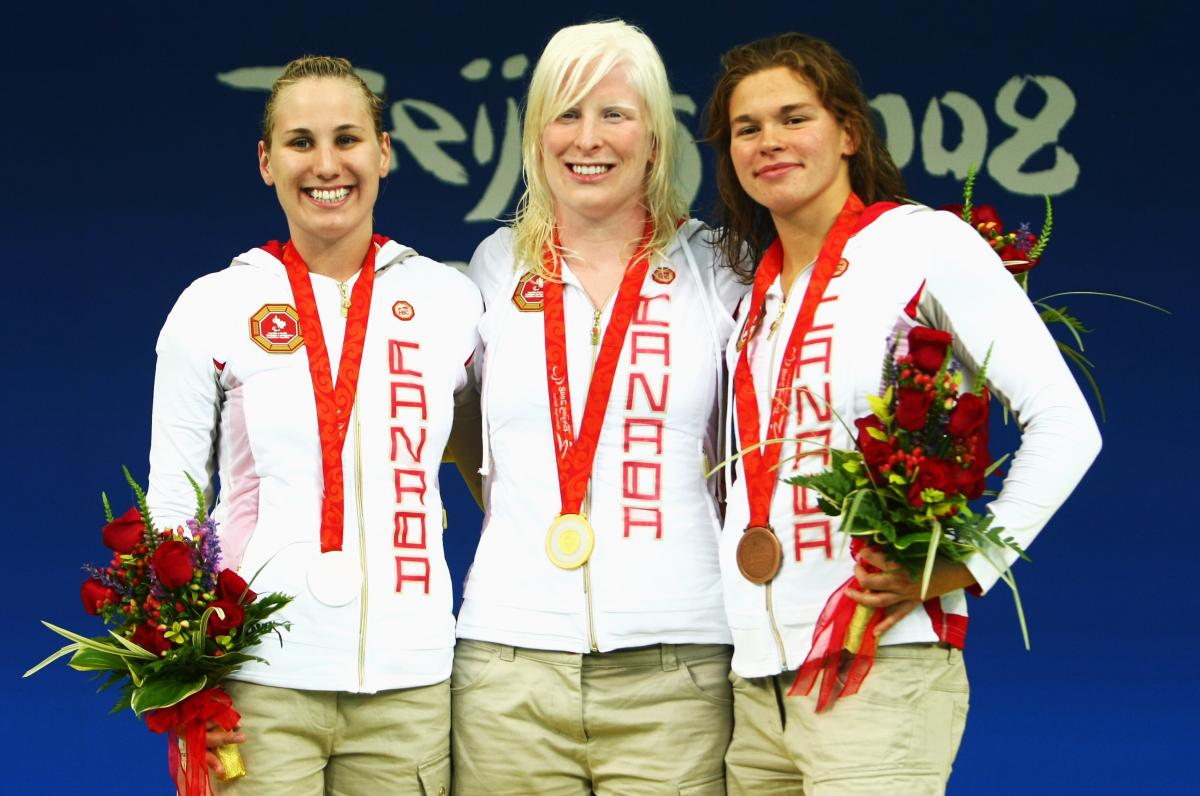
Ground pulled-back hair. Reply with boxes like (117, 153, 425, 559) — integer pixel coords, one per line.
(704, 33, 906, 279)
(261, 55, 386, 147)
(511, 20, 686, 277)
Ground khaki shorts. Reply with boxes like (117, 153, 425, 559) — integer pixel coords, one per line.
(215, 679, 450, 796)
(726, 644, 969, 796)
(451, 640, 733, 795)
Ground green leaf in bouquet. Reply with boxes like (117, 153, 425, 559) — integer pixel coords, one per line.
(890, 530, 933, 549)
(864, 424, 887, 442)
(122, 465, 154, 535)
(185, 471, 208, 523)
(23, 641, 83, 678)
(983, 453, 1010, 478)
(920, 518, 942, 600)
(867, 387, 893, 422)
(106, 629, 160, 660)
(96, 670, 127, 693)
(888, 472, 906, 486)
(69, 646, 130, 673)
(130, 675, 208, 717)
(109, 690, 133, 716)
(101, 491, 114, 523)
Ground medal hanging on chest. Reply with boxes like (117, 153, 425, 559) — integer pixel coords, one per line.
(731, 195, 867, 584)
(541, 221, 654, 569)
(278, 236, 386, 606)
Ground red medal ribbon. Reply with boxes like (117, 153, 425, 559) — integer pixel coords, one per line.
(733, 193, 874, 527)
(145, 687, 240, 796)
(543, 219, 654, 515)
(267, 235, 387, 552)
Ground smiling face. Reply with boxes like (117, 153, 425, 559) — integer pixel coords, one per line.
(728, 66, 856, 228)
(540, 65, 655, 229)
(258, 77, 391, 251)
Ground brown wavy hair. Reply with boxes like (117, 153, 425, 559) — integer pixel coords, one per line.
(704, 33, 906, 280)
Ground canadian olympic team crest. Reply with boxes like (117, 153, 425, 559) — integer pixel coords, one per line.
(249, 304, 303, 353)
(831, 257, 850, 278)
(512, 271, 546, 312)
(393, 300, 416, 321)
(651, 265, 676, 285)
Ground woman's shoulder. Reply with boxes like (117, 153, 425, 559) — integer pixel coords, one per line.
(377, 240, 483, 312)
(466, 227, 519, 308)
(670, 219, 751, 313)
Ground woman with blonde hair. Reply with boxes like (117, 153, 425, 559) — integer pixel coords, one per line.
(453, 20, 746, 794)
(705, 32, 1100, 793)
(147, 55, 481, 793)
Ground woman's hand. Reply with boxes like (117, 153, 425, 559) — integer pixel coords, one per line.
(205, 722, 246, 777)
(845, 547, 977, 636)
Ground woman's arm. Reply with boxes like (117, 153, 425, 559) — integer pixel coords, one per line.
(146, 281, 223, 527)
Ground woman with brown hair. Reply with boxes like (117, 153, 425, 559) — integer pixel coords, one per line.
(704, 32, 1099, 793)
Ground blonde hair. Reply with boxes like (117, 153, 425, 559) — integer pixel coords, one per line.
(261, 55, 386, 148)
(511, 20, 685, 277)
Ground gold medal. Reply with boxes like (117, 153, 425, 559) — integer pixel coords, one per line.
(546, 513, 595, 569)
(736, 525, 782, 584)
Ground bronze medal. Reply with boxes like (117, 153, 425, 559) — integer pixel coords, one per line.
(736, 525, 782, 584)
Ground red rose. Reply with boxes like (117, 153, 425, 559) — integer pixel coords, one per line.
(217, 569, 257, 605)
(970, 204, 1003, 232)
(907, 327, 953, 373)
(908, 458, 957, 507)
(206, 599, 246, 637)
(131, 622, 171, 656)
(956, 436, 993, 500)
(80, 579, 118, 615)
(101, 507, 145, 554)
(999, 243, 1038, 274)
(947, 393, 988, 438)
(895, 387, 934, 432)
(152, 540, 195, 590)
(854, 415, 893, 474)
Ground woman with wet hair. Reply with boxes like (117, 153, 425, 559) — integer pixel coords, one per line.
(147, 55, 480, 794)
(705, 32, 1100, 794)
(452, 20, 746, 794)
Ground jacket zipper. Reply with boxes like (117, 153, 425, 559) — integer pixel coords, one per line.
(582, 305, 605, 652)
(764, 289, 789, 669)
(353, 396, 369, 689)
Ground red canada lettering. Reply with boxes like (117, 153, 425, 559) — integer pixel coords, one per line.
(393, 511, 428, 549)
(390, 382, 428, 420)
(394, 469, 428, 505)
(623, 505, 663, 539)
(796, 336, 833, 374)
(388, 340, 422, 376)
(395, 556, 431, 594)
(794, 520, 833, 560)
(791, 428, 832, 468)
(623, 418, 664, 455)
(633, 294, 671, 326)
(630, 330, 670, 366)
(622, 460, 662, 502)
(625, 373, 669, 413)
(794, 381, 833, 425)
(391, 426, 427, 464)
(792, 483, 825, 516)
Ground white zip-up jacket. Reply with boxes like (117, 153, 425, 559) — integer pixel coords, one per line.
(147, 239, 482, 692)
(721, 205, 1101, 678)
(458, 222, 747, 652)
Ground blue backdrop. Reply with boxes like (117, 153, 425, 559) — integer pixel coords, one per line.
(5, 1, 1193, 793)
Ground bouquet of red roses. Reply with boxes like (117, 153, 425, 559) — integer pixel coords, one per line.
(787, 326, 1026, 710)
(25, 469, 290, 796)
(942, 165, 1166, 421)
